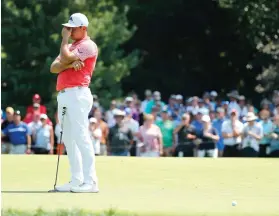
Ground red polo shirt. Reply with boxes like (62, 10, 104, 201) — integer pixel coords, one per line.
(56, 37, 98, 91)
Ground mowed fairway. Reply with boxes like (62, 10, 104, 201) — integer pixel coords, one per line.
(2, 155, 279, 216)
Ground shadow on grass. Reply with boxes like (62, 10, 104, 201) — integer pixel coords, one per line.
(1, 190, 68, 193)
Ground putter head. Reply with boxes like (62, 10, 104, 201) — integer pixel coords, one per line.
(48, 189, 59, 193)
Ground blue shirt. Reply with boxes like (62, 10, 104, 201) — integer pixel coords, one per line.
(191, 120, 203, 137)
(212, 118, 226, 147)
(259, 120, 273, 145)
(270, 125, 279, 152)
(2, 122, 31, 145)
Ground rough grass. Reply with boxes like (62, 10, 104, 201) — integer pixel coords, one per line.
(2, 155, 279, 216)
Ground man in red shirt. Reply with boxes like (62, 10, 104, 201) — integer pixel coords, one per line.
(26, 94, 47, 114)
(50, 13, 98, 193)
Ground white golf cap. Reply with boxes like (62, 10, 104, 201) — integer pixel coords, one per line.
(40, 114, 48, 120)
(62, 13, 89, 27)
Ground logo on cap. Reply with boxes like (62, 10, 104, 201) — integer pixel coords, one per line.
(69, 16, 73, 21)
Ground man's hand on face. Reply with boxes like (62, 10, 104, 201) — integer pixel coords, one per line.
(61, 27, 72, 39)
(71, 60, 84, 71)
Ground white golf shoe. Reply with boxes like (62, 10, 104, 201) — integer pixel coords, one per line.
(55, 182, 79, 192)
(71, 183, 99, 193)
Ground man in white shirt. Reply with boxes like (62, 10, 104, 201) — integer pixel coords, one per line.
(241, 112, 263, 157)
(227, 90, 241, 115)
(222, 109, 244, 157)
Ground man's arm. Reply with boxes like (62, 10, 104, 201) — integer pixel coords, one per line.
(50, 59, 72, 74)
(60, 28, 80, 62)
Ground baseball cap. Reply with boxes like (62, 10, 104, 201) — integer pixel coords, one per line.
(15, 110, 21, 115)
(33, 94, 41, 100)
(201, 115, 211, 123)
(125, 97, 133, 102)
(40, 114, 48, 120)
(145, 89, 152, 96)
(62, 13, 89, 28)
(89, 117, 97, 123)
(113, 109, 125, 117)
(210, 91, 218, 97)
(230, 109, 238, 114)
(6, 107, 14, 114)
(176, 94, 183, 100)
(217, 107, 225, 113)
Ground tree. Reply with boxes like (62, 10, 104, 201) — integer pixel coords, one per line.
(1, 0, 139, 117)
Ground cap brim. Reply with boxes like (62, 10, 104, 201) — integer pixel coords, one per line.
(62, 23, 78, 27)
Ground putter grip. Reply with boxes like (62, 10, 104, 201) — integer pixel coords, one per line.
(62, 107, 66, 115)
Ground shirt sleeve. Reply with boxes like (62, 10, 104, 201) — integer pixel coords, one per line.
(221, 121, 227, 133)
(25, 124, 32, 135)
(2, 125, 9, 135)
(72, 41, 97, 61)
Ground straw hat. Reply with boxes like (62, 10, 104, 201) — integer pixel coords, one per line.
(243, 112, 258, 122)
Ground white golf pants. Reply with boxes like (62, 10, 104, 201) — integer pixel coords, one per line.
(57, 86, 98, 185)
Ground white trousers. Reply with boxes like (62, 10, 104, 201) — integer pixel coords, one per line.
(57, 87, 98, 185)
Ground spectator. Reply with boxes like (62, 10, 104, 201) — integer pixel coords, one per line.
(222, 101, 230, 118)
(141, 90, 152, 113)
(156, 108, 175, 156)
(94, 109, 109, 156)
(198, 115, 219, 157)
(212, 108, 226, 157)
(167, 95, 177, 114)
(227, 90, 241, 115)
(241, 112, 263, 157)
(124, 108, 139, 156)
(173, 113, 197, 157)
(1, 110, 31, 154)
(238, 95, 248, 119)
(138, 114, 163, 157)
(145, 91, 165, 114)
(33, 114, 54, 154)
(222, 109, 244, 157)
(108, 109, 133, 156)
(24, 103, 53, 125)
(105, 100, 117, 128)
(191, 110, 204, 137)
(260, 99, 272, 113)
(28, 111, 42, 136)
(1, 107, 15, 154)
(269, 115, 279, 157)
(186, 96, 199, 114)
(210, 91, 218, 110)
(89, 117, 102, 156)
(209, 110, 216, 121)
(259, 110, 273, 157)
(202, 92, 213, 111)
(26, 94, 47, 114)
(125, 97, 140, 122)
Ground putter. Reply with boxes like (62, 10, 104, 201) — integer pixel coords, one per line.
(48, 107, 66, 193)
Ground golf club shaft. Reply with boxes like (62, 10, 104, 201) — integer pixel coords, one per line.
(53, 107, 66, 189)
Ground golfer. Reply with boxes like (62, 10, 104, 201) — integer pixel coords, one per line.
(50, 13, 98, 193)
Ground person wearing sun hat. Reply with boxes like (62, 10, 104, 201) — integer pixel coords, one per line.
(241, 112, 263, 157)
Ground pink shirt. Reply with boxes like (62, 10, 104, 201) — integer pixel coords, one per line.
(139, 124, 162, 151)
(56, 37, 98, 91)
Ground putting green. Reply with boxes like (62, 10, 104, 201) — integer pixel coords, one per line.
(2, 155, 279, 216)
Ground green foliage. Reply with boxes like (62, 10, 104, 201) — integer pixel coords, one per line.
(1, 0, 139, 115)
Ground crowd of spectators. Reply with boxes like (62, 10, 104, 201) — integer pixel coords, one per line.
(2, 90, 279, 158)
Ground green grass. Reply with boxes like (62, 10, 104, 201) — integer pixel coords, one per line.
(2, 155, 279, 216)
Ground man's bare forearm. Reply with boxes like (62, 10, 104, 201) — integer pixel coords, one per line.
(60, 38, 71, 59)
(50, 59, 72, 74)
